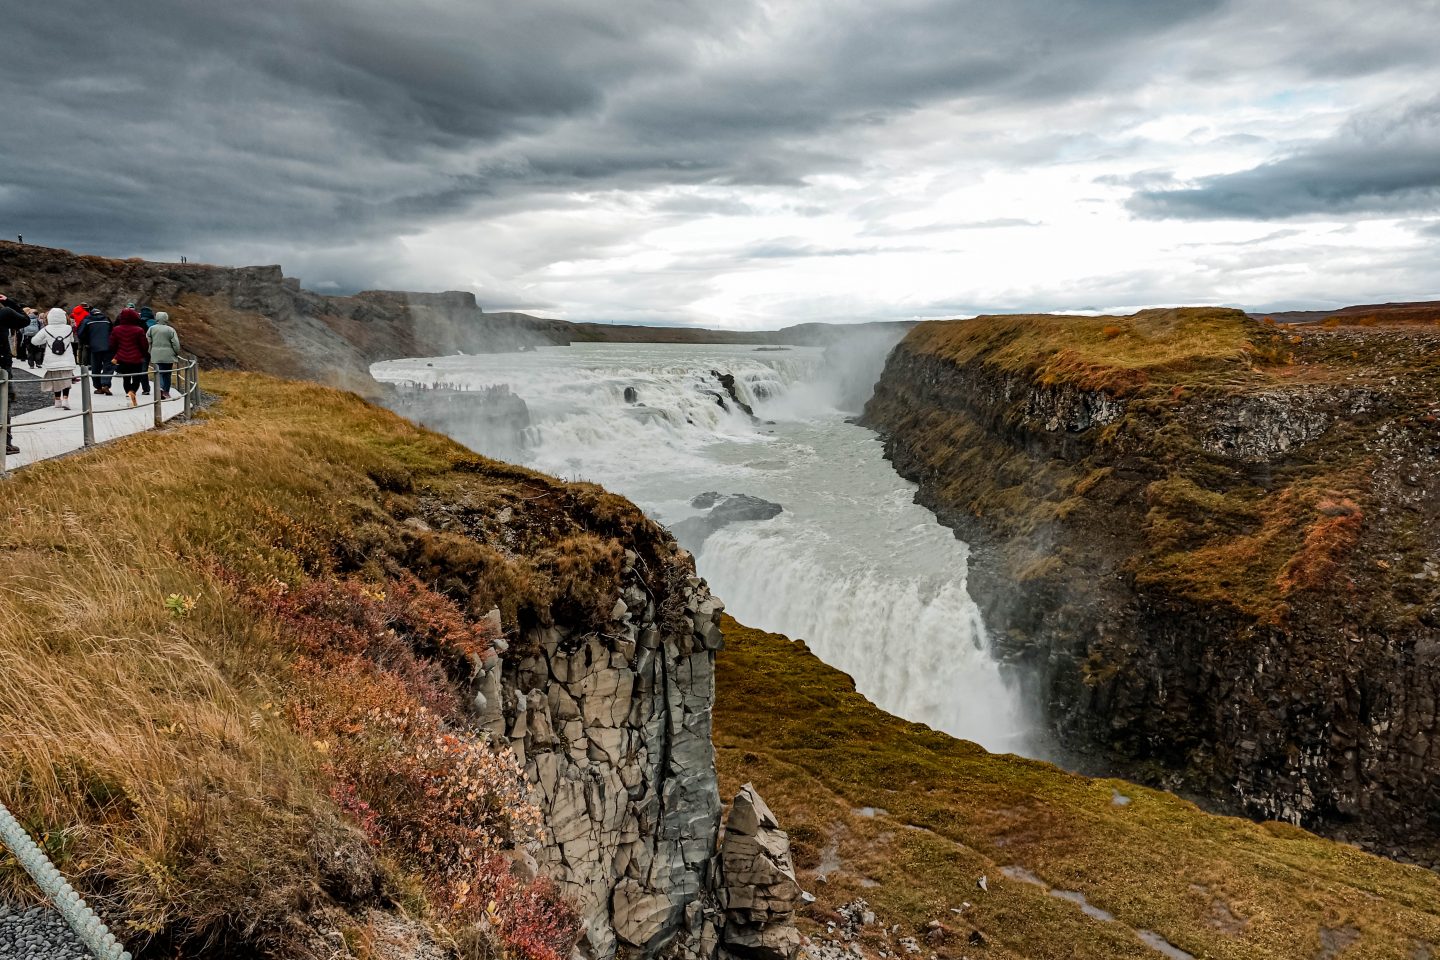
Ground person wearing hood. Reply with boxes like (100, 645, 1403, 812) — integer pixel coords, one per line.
(31, 308, 77, 409)
(77, 305, 114, 394)
(146, 311, 181, 399)
(110, 307, 150, 407)
(21, 308, 42, 367)
(135, 306, 156, 396)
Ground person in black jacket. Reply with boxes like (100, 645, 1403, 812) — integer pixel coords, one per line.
(77, 306, 115, 395)
(0, 293, 29, 455)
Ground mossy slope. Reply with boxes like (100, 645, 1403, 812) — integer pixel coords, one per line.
(714, 618, 1440, 959)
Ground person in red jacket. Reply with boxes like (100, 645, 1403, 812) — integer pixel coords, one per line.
(110, 308, 150, 407)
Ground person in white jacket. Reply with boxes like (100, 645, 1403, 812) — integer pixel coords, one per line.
(31, 308, 77, 409)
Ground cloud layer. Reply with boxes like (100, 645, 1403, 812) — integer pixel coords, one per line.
(3, 0, 1439, 324)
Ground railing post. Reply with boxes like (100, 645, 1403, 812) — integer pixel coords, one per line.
(81, 368, 96, 446)
(152, 363, 162, 428)
(1, 368, 10, 475)
(180, 358, 190, 420)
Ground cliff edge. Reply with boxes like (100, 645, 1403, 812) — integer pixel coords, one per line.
(863, 307, 1440, 864)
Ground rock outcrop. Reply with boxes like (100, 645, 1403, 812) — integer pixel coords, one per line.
(862, 308, 1440, 864)
(672, 494, 784, 554)
(472, 549, 727, 960)
(715, 786, 802, 960)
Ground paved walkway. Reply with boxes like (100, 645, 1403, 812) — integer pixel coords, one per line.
(6, 372, 186, 470)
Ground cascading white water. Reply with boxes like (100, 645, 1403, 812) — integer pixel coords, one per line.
(373, 343, 1036, 755)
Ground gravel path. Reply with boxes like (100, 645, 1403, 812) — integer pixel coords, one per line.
(6, 367, 53, 419)
(0, 902, 93, 959)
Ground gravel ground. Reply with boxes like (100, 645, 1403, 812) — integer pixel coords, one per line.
(0, 902, 93, 959)
(6, 367, 54, 420)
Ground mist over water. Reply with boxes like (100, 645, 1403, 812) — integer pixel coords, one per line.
(374, 343, 1037, 756)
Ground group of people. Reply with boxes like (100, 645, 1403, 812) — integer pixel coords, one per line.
(0, 293, 183, 456)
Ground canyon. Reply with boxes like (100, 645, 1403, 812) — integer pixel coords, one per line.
(863, 307, 1440, 864)
(5, 245, 1440, 959)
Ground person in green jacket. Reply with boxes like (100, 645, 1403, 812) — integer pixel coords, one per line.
(145, 312, 182, 399)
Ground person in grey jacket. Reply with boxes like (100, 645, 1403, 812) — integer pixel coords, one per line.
(21, 309, 42, 368)
(145, 311, 181, 399)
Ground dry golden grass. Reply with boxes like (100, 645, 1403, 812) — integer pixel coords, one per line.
(905, 307, 1258, 393)
(0, 372, 634, 954)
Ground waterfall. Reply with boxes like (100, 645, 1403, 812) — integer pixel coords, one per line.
(374, 343, 1037, 756)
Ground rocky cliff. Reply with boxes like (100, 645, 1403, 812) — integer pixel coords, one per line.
(862, 307, 1440, 864)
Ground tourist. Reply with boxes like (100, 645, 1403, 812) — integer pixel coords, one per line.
(110, 308, 150, 407)
(146, 312, 181, 399)
(135, 307, 156, 396)
(0, 295, 29, 454)
(31, 308, 77, 410)
(77, 306, 115, 395)
(21, 309, 42, 368)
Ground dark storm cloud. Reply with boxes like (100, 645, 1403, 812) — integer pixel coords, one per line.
(1130, 97, 1440, 220)
(1, 0, 1221, 262)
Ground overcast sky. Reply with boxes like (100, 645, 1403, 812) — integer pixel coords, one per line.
(4, 0, 1439, 327)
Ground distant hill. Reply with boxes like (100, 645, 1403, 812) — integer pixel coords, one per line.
(1250, 300, 1440, 326)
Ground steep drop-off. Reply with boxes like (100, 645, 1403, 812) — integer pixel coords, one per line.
(0, 374, 796, 960)
(863, 308, 1440, 864)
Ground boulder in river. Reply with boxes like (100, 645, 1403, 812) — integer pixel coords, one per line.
(672, 492, 783, 552)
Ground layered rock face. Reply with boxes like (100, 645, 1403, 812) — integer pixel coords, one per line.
(862, 311, 1440, 864)
(459, 547, 724, 959)
(448, 533, 798, 960)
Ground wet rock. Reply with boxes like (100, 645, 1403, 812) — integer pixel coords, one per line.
(710, 370, 756, 418)
(672, 493, 784, 553)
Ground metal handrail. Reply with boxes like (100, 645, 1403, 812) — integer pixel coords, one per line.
(0, 353, 201, 475)
(0, 800, 131, 960)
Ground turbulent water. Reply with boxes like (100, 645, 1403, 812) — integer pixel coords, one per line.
(373, 343, 1035, 755)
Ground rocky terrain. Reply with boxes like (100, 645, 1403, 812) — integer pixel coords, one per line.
(862, 306, 1440, 864)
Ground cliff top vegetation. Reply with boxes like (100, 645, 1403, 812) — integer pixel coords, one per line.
(0, 373, 681, 958)
(878, 306, 1440, 626)
(902, 307, 1257, 394)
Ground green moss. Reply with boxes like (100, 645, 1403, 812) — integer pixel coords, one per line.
(714, 617, 1440, 958)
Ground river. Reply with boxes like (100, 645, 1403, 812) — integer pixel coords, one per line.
(373, 343, 1036, 756)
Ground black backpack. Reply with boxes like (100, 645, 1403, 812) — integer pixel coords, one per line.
(49, 331, 70, 356)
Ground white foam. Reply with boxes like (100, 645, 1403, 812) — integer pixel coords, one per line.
(374, 343, 1037, 755)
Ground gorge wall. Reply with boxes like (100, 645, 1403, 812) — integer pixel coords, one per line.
(862, 308, 1440, 864)
(378, 460, 802, 960)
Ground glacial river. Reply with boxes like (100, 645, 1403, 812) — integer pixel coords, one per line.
(373, 343, 1035, 755)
